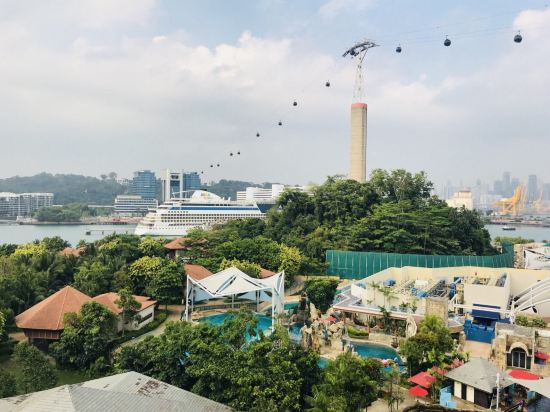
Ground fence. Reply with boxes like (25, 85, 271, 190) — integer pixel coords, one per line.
(326, 243, 513, 280)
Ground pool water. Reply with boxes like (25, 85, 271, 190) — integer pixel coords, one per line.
(199, 313, 273, 340)
(353, 342, 402, 364)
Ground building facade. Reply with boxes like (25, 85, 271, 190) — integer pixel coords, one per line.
(131, 170, 157, 199)
(161, 169, 202, 202)
(114, 195, 158, 216)
(0, 192, 54, 218)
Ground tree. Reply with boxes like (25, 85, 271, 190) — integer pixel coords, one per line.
(0, 369, 17, 398)
(383, 362, 404, 412)
(305, 279, 339, 312)
(115, 288, 141, 336)
(313, 352, 382, 412)
(0, 311, 5, 337)
(51, 302, 117, 369)
(14, 342, 57, 394)
(127, 256, 166, 295)
(278, 244, 304, 282)
(401, 315, 455, 376)
(73, 261, 113, 296)
(218, 258, 261, 278)
(138, 237, 167, 257)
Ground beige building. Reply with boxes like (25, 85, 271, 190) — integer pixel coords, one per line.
(348, 103, 367, 183)
(446, 190, 474, 210)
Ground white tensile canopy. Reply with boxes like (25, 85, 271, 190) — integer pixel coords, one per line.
(184, 267, 285, 326)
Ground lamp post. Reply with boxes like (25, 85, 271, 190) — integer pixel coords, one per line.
(495, 372, 500, 412)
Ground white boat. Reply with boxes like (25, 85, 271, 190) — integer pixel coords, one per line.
(502, 225, 516, 231)
(134, 190, 265, 236)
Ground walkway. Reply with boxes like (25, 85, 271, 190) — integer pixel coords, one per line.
(120, 304, 182, 347)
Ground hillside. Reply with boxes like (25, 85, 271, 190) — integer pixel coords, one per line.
(206, 179, 277, 200)
(0, 173, 126, 205)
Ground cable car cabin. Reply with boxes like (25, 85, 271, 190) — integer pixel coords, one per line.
(278, 121, 282, 126)
(325, 81, 330, 87)
(514, 32, 522, 43)
(444, 37, 451, 47)
(256, 132, 260, 137)
(293, 101, 297, 106)
(396, 45, 402, 53)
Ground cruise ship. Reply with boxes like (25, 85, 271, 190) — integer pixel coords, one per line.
(134, 190, 265, 236)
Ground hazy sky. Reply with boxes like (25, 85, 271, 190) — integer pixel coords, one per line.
(0, 0, 549, 188)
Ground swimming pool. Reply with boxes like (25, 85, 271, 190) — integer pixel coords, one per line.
(199, 313, 273, 339)
(352, 342, 402, 364)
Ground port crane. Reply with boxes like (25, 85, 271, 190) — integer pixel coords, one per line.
(494, 185, 525, 216)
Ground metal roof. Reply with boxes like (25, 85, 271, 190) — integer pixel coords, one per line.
(0, 372, 231, 411)
(445, 358, 514, 393)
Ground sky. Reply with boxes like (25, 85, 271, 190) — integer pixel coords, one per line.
(0, 0, 549, 189)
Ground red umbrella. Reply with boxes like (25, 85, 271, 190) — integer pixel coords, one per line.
(409, 386, 429, 397)
(326, 316, 337, 322)
(535, 352, 549, 360)
(508, 369, 540, 380)
(408, 371, 436, 388)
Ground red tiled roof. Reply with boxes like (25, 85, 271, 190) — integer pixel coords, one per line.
(260, 268, 276, 279)
(164, 237, 190, 250)
(15, 286, 92, 331)
(59, 247, 85, 257)
(92, 293, 156, 315)
(184, 264, 213, 281)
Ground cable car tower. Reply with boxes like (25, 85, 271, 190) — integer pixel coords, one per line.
(343, 39, 378, 102)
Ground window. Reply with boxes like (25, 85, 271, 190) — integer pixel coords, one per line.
(507, 347, 530, 369)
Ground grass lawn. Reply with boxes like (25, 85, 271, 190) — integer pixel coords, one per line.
(0, 354, 89, 391)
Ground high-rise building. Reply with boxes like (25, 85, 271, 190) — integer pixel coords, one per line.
(131, 170, 157, 199)
(348, 103, 367, 183)
(114, 195, 158, 216)
(527, 174, 538, 203)
(0, 192, 54, 218)
(160, 170, 202, 202)
(183, 172, 202, 192)
(502, 171, 511, 197)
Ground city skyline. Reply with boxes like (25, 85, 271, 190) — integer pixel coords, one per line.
(1, 1, 550, 187)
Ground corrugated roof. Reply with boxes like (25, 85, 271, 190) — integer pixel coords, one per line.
(15, 286, 92, 331)
(92, 293, 156, 315)
(184, 264, 213, 281)
(0, 372, 231, 411)
(445, 358, 514, 393)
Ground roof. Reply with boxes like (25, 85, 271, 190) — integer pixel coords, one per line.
(164, 237, 190, 250)
(445, 358, 514, 393)
(509, 376, 550, 398)
(59, 247, 85, 257)
(15, 286, 92, 331)
(0, 371, 231, 411)
(92, 293, 156, 315)
(184, 264, 213, 281)
(259, 268, 276, 279)
(408, 371, 436, 388)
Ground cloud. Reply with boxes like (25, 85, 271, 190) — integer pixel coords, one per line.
(319, 0, 375, 20)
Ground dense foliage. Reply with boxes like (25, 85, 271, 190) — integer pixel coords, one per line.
(50, 302, 117, 369)
(206, 179, 275, 200)
(305, 279, 339, 312)
(0, 173, 126, 205)
(400, 315, 456, 376)
(307, 351, 382, 412)
(34, 203, 109, 222)
(182, 170, 495, 278)
(14, 342, 58, 394)
(116, 309, 321, 411)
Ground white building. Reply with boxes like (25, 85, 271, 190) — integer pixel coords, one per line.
(0, 192, 53, 218)
(236, 184, 308, 203)
(92, 292, 156, 332)
(160, 169, 202, 202)
(114, 195, 158, 216)
(446, 190, 474, 210)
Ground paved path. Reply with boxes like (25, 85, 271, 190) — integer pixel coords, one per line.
(120, 304, 183, 347)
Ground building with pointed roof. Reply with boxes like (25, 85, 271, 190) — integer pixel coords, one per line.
(15, 286, 93, 341)
(184, 264, 213, 281)
(0, 371, 231, 411)
(16, 286, 157, 340)
(92, 293, 156, 331)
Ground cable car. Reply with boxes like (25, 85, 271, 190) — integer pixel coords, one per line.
(396, 45, 402, 53)
(210, 164, 213, 168)
(278, 121, 282, 126)
(444, 36, 451, 47)
(514, 31, 522, 43)
(256, 132, 260, 137)
(216, 163, 220, 167)
(325, 81, 330, 87)
(237, 151, 241, 155)
(230, 152, 233, 156)
(293, 101, 297, 106)
(201, 171, 204, 174)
